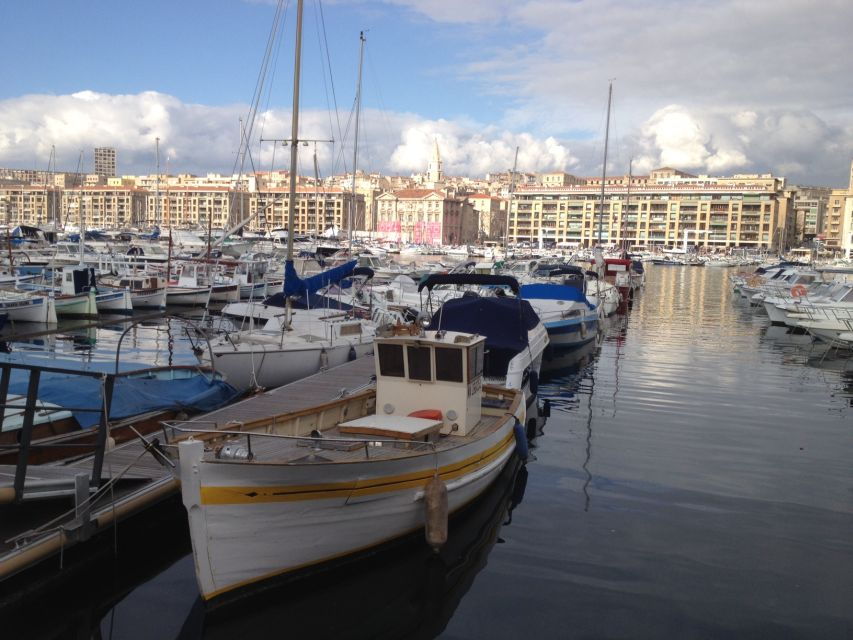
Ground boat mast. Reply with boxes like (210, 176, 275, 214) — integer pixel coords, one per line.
(622, 158, 632, 254)
(596, 81, 612, 247)
(349, 30, 365, 253)
(155, 137, 161, 229)
(503, 146, 519, 257)
(285, 0, 304, 263)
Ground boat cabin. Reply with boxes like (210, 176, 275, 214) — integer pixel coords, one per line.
(373, 330, 485, 437)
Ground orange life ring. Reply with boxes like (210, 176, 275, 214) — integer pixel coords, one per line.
(790, 285, 808, 298)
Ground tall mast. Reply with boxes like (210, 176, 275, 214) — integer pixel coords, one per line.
(78, 150, 85, 266)
(285, 0, 305, 262)
(155, 137, 161, 228)
(349, 30, 365, 251)
(504, 146, 519, 255)
(622, 158, 632, 254)
(596, 81, 612, 247)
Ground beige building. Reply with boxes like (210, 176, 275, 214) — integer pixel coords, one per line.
(250, 187, 363, 236)
(376, 189, 477, 246)
(539, 172, 584, 188)
(0, 184, 62, 226)
(64, 186, 148, 229)
(510, 170, 792, 250)
(146, 187, 251, 229)
(790, 186, 830, 245)
(823, 189, 847, 253)
(467, 193, 506, 240)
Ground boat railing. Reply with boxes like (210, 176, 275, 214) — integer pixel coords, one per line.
(160, 421, 438, 460)
(0, 361, 117, 505)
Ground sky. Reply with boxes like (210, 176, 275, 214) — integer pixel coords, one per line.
(1, 0, 851, 186)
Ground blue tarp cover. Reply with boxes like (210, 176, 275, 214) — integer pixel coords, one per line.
(520, 283, 589, 304)
(283, 259, 357, 297)
(4, 357, 240, 429)
(418, 273, 521, 295)
(428, 296, 539, 377)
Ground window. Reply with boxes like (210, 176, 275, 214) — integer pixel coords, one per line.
(468, 343, 484, 379)
(407, 345, 432, 381)
(377, 343, 404, 377)
(435, 347, 463, 382)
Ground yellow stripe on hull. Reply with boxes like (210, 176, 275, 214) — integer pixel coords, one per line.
(200, 432, 515, 505)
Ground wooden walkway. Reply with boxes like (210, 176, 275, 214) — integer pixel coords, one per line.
(0, 355, 377, 579)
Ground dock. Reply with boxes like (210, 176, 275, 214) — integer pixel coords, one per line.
(0, 355, 377, 583)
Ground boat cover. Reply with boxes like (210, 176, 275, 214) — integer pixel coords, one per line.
(283, 259, 357, 297)
(427, 296, 539, 377)
(4, 357, 240, 429)
(520, 283, 589, 304)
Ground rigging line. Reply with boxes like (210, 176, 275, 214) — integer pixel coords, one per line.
(312, 0, 336, 153)
(316, 0, 347, 172)
(257, 0, 289, 158)
(227, 0, 289, 225)
(365, 47, 398, 170)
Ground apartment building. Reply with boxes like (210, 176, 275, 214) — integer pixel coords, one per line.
(790, 186, 831, 244)
(823, 189, 847, 252)
(376, 189, 477, 245)
(94, 147, 116, 177)
(146, 187, 251, 229)
(63, 186, 148, 228)
(509, 170, 792, 250)
(0, 184, 63, 226)
(249, 187, 363, 235)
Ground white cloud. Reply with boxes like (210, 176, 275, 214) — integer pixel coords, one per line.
(0, 91, 849, 186)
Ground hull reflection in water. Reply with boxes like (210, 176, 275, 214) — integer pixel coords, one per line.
(177, 456, 528, 640)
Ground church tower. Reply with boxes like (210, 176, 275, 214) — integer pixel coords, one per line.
(427, 138, 444, 185)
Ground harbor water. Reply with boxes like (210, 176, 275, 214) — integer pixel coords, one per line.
(4, 264, 853, 638)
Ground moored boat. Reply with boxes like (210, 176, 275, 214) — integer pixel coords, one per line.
(177, 327, 526, 604)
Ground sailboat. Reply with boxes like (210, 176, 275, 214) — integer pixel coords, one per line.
(177, 4, 527, 605)
(196, 26, 375, 392)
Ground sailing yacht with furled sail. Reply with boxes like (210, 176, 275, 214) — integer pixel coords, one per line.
(196, 17, 375, 392)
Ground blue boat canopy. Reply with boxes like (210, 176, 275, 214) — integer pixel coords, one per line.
(520, 282, 590, 304)
(283, 259, 357, 297)
(427, 296, 539, 377)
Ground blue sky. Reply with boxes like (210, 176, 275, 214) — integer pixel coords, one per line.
(2, 0, 851, 185)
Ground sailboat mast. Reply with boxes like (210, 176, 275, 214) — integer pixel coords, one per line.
(622, 158, 632, 253)
(596, 81, 612, 247)
(155, 137, 161, 228)
(285, 0, 305, 262)
(504, 146, 519, 255)
(349, 30, 365, 252)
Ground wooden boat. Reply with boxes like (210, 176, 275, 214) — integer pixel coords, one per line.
(98, 272, 167, 310)
(0, 291, 57, 324)
(177, 327, 526, 604)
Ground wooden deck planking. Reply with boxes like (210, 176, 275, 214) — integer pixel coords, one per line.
(189, 355, 376, 428)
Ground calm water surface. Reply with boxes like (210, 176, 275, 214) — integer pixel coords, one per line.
(5, 265, 853, 638)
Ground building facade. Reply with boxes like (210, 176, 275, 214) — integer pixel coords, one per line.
(376, 189, 477, 246)
(94, 147, 117, 177)
(249, 188, 362, 235)
(467, 193, 506, 240)
(509, 171, 792, 250)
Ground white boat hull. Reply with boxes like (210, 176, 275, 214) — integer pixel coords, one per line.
(204, 340, 374, 391)
(179, 420, 517, 602)
(0, 295, 57, 324)
(167, 287, 211, 306)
